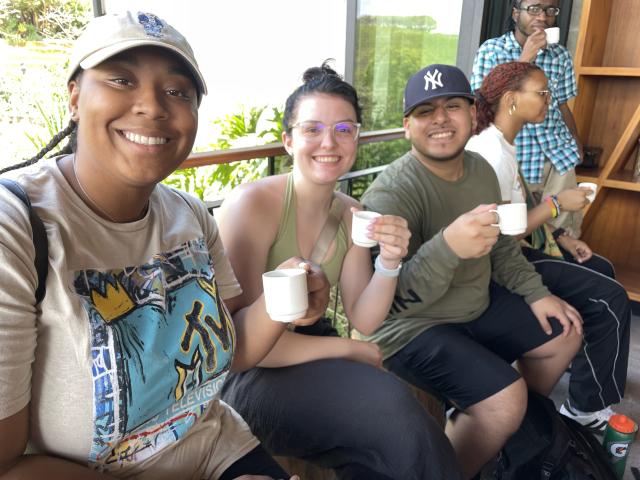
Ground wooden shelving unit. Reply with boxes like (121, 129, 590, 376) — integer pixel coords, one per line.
(573, 0, 640, 301)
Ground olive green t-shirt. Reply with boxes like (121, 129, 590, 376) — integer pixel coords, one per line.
(361, 150, 549, 359)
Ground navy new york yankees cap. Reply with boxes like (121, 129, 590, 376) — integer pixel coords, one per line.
(403, 64, 475, 116)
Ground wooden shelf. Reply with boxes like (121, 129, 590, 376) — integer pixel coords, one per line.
(603, 171, 640, 192)
(573, 0, 640, 301)
(615, 267, 640, 302)
(577, 67, 640, 77)
(575, 166, 602, 182)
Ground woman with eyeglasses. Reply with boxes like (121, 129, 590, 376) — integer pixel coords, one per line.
(471, 0, 585, 240)
(218, 61, 461, 479)
(466, 61, 631, 436)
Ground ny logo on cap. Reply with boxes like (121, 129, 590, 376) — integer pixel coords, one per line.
(138, 12, 165, 38)
(424, 69, 444, 91)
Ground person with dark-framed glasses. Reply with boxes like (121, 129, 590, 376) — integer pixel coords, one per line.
(471, 0, 585, 242)
(515, 3, 561, 17)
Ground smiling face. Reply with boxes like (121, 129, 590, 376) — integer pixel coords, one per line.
(282, 92, 358, 185)
(513, 0, 559, 37)
(512, 69, 550, 124)
(403, 96, 476, 165)
(68, 46, 198, 189)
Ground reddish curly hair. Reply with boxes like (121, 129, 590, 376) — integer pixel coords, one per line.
(474, 61, 543, 134)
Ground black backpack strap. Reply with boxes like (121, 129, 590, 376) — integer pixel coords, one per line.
(535, 392, 571, 479)
(0, 179, 49, 304)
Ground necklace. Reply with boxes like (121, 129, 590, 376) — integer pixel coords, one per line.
(72, 156, 117, 222)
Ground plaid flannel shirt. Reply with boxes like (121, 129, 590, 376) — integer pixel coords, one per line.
(470, 31, 580, 184)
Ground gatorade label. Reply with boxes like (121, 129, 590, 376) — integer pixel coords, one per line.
(609, 443, 629, 457)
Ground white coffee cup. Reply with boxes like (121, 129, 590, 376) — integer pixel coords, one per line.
(351, 211, 381, 248)
(262, 268, 308, 322)
(578, 182, 597, 203)
(545, 27, 560, 45)
(491, 203, 527, 235)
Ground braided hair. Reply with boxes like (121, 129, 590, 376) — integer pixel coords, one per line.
(283, 59, 362, 132)
(0, 119, 77, 175)
(474, 61, 542, 134)
(505, 0, 521, 32)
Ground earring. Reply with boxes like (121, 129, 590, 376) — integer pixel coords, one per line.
(509, 103, 517, 116)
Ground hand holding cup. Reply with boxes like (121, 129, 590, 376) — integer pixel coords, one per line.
(557, 186, 592, 211)
(578, 182, 597, 203)
(443, 204, 501, 259)
(351, 208, 410, 267)
(262, 257, 329, 325)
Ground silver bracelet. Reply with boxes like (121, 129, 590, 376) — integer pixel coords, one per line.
(374, 255, 402, 278)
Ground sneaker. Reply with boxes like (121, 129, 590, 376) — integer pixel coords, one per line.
(559, 399, 615, 433)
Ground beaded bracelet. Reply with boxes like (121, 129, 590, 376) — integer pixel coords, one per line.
(550, 195, 561, 215)
(544, 195, 560, 218)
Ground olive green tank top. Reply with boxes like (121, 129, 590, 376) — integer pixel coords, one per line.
(266, 173, 348, 286)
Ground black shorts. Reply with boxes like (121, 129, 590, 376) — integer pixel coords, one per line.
(384, 282, 564, 410)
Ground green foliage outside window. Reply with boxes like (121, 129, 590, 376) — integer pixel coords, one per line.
(352, 14, 459, 176)
(0, 0, 90, 44)
(162, 106, 289, 201)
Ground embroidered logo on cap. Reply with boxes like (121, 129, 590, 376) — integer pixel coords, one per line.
(424, 69, 443, 91)
(138, 12, 164, 38)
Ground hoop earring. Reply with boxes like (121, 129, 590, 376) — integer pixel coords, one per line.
(509, 103, 517, 116)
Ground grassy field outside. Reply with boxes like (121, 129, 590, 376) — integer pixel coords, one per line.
(0, 39, 71, 169)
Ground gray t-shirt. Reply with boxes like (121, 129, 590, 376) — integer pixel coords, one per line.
(0, 156, 257, 478)
(361, 150, 549, 359)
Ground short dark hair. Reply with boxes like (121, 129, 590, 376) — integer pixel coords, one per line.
(283, 59, 362, 132)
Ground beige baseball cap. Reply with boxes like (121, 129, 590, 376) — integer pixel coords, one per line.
(67, 11, 207, 99)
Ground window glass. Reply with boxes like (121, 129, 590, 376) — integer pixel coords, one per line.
(353, 0, 464, 171)
(0, 0, 92, 170)
(104, 0, 349, 152)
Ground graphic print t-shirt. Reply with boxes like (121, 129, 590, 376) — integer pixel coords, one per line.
(76, 237, 235, 467)
(0, 157, 250, 474)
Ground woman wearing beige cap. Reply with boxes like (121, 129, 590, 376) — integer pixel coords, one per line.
(0, 11, 327, 480)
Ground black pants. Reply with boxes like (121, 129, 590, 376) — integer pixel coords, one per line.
(221, 334, 462, 480)
(522, 246, 631, 411)
(219, 445, 289, 480)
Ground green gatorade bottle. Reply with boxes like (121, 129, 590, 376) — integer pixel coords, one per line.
(602, 414, 637, 479)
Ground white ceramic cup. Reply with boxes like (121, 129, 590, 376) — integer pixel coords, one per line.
(578, 182, 597, 203)
(262, 268, 308, 322)
(491, 203, 527, 235)
(545, 27, 560, 44)
(351, 211, 382, 247)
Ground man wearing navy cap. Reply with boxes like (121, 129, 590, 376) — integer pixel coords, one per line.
(361, 64, 583, 478)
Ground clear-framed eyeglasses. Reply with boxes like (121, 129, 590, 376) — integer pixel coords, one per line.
(517, 4, 561, 17)
(291, 120, 361, 142)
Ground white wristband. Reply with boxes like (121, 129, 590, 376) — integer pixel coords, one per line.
(374, 255, 401, 278)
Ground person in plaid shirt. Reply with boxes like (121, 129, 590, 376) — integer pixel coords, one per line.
(471, 0, 584, 237)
